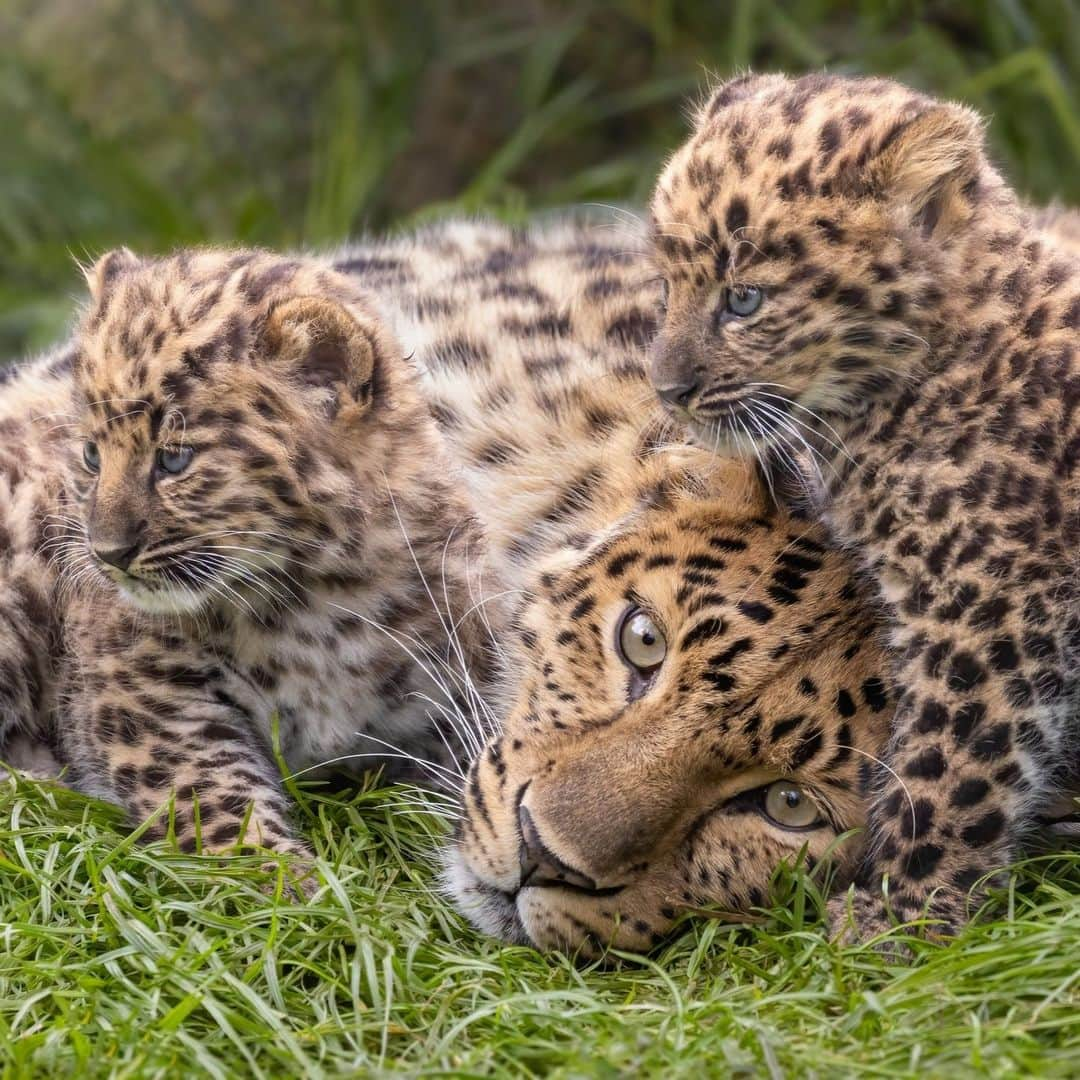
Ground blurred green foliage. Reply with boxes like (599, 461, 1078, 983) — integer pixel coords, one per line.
(2, 0, 1080, 354)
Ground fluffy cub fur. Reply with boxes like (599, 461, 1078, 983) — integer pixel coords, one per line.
(0, 248, 483, 866)
(649, 72, 1080, 940)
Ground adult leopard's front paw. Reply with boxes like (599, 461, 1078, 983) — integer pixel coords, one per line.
(827, 887, 967, 952)
(827, 889, 899, 948)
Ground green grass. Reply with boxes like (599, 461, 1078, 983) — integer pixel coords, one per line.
(2, 771, 1078, 1077)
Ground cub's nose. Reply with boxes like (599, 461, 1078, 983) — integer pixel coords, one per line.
(518, 804, 598, 891)
(655, 379, 700, 408)
(93, 540, 141, 572)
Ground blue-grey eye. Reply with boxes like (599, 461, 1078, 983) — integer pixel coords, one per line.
(726, 285, 763, 317)
(83, 441, 101, 473)
(157, 446, 194, 476)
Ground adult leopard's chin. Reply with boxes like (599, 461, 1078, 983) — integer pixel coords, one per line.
(440, 845, 531, 946)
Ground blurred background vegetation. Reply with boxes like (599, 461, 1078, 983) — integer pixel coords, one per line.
(2, 0, 1080, 355)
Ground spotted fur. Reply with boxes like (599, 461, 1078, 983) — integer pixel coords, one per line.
(0, 248, 485, 865)
(649, 72, 1080, 941)
(337, 220, 892, 954)
(4, 196, 1077, 947)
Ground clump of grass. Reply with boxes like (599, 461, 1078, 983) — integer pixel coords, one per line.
(1, 770, 1077, 1076)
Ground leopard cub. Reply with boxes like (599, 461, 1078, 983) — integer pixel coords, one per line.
(649, 72, 1080, 942)
(0, 247, 483, 867)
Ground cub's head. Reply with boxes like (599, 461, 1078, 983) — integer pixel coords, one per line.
(648, 73, 1007, 453)
(68, 247, 419, 615)
(444, 456, 891, 955)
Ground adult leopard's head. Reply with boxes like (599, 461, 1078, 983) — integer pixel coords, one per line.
(443, 455, 891, 955)
(68, 247, 429, 616)
(648, 72, 1013, 458)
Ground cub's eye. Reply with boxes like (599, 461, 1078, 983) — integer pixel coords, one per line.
(763, 780, 821, 829)
(726, 285, 763, 317)
(82, 441, 100, 474)
(157, 446, 194, 476)
(616, 607, 667, 673)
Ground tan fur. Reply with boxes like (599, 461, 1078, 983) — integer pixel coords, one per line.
(5, 195, 1077, 949)
(335, 219, 891, 954)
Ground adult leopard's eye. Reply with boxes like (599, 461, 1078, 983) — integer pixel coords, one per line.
(157, 446, 194, 476)
(763, 780, 821, 829)
(726, 285, 763, 317)
(616, 607, 667, 673)
(83, 441, 101, 473)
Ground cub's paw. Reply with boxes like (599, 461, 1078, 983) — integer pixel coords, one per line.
(0, 734, 65, 784)
(198, 831, 319, 901)
(826, 889, 898, 949)
(826, 887, 966, 954)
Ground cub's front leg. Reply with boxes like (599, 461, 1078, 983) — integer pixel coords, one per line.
(63, 634, 312, 873)
(829, 584, 1069, 944)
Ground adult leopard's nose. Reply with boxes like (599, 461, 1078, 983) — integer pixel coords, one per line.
(517, 803, 599, 892)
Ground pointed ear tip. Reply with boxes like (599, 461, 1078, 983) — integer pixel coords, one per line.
(676, 449, 768, 509)
(95, 245, 138, 266)
(911, 101, 986, 151)
(269, 293, 355, 321)
(86, 246, 140, 290)
(698, 71, 784, 122)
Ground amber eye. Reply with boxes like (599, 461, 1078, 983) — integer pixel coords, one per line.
(83, 441, 101, 474)
(726, 285, 763, 317)
(763, 780, 821, 829)
(157, 446, 194, 476)
(616, 607, 667, 673)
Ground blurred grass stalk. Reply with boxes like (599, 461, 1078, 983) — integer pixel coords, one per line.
(1, 0, 1078, 354)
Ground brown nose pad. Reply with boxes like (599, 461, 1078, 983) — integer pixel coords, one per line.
(93, 540, 141, 571)
(655, 379, 700, 408)
(517, 804, 598, 891)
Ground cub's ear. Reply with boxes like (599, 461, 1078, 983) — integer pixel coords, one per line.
(696, 71, 788, 125)
(260, 296, 379, 420)
(84, 247, 141, 302)
(866, 103, 985, 236)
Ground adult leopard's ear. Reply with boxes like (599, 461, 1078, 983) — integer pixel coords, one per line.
(674, 451, 771, 517)
(865, 103, 986, 237)
(83, 247, 141, 302)
(260, 296, 379, 421)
